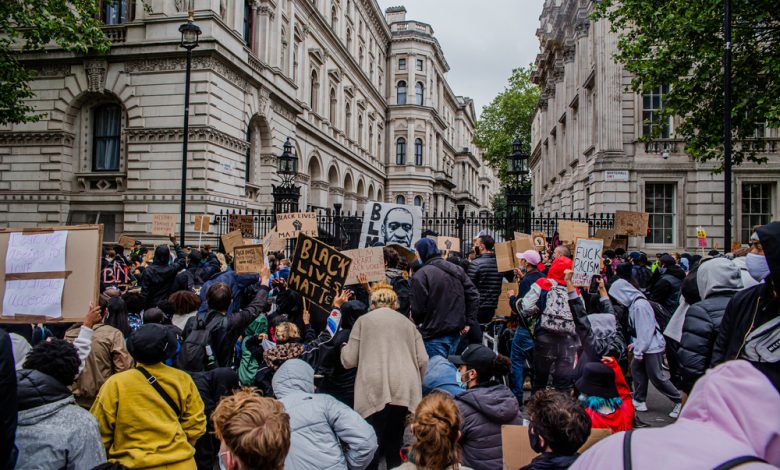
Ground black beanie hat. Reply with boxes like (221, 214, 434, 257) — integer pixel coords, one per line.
(127, 324, 178, 365)
(615, 262, 633, 281)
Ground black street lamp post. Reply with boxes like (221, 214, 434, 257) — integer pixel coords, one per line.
(272, 138, 301, 214)
(178, 11, 201, 245)
(723, 0, 732, 250)
(505, 138, 531, 235)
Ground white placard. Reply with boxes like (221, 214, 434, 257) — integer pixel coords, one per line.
(3, 279, 65, 318)
(572, 238, 604, 287)
(6, 231, 68, 273)
(358, 201, 423, 249)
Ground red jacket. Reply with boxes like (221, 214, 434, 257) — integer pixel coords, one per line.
(585, 359, 634, 433)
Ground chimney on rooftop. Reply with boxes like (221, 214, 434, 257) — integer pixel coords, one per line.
(385, 5, 407, 24)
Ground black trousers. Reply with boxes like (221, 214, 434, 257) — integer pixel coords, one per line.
(365, 404, 409, 470)
(532, 332, 578, 392)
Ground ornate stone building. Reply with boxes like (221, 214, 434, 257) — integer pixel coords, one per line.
(0, 1, 498, 240)
(530, 0, 780, 251)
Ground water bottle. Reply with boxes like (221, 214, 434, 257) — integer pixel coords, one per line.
(205, 344, 217, 370)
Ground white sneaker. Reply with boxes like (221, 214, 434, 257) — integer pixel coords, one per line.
(632, 400, 648, 412)
(669, 402, 682, 419)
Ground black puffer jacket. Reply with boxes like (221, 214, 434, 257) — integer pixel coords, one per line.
(467, 253, 505, 311)
(455, 382, 523, 470)
(141, 244, 187, 308)
(648, 264, 686, 313)
(0, 329, 17, 470)
(16, 369, 71, 412)
(410, 256, 479, 340)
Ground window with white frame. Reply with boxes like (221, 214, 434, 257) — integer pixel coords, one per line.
(396, 81, 407, 105)
(416, 59, 423, 71)
(398, 58, 406, 70)
(642, 85, 671, 139)
(92, 104, 122, 171)
(645, 183, 675, 244)
(396, 137, 406, 165)
(741, 183, 773, 243)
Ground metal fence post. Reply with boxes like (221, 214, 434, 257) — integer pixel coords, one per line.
(334, 203, 343, 249)
(456, 204, 466, 252)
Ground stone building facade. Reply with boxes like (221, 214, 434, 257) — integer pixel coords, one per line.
(0, 1, 498, 241)
(530, 0, 780, 251)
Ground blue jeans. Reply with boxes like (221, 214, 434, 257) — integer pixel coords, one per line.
(510, 326, 534, 402)
(424, 334, 460, 360)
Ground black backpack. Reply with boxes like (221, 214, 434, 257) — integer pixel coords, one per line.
(176, 314, 223, 371)
(391, 275, 411, 316)
(628, 297, 672, 336)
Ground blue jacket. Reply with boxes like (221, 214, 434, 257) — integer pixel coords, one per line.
(198, 270, 260, 315)
(422, 355, 465, 397)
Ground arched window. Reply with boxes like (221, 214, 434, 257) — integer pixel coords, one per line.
(396, 137, 406, 165)
(92, 104, 122, 171)
(329, 88, 337, 124)
(358, 114, 364, 147)
(414, 138, 423, 165)
(396, 195, 406, 205)
(344, 102, 352, 139)
(415, 82, 424, 106)
(414, 196, 422, 207)
(397, 81, 407, 105)
(310, 70, 319, 113)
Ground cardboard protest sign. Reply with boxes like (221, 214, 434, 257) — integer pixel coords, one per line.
(558, 220, 589, 244)
(391, 244, 418, 265)
(436, 236, 460, 253)
(614, 210, 649, 237)
(262, 228, 287, 253)
(117, 234, 135, 250)
(532, 231, 546, 250)
(151, 214, 176, 236)
(513, 233, 534, 253)
(343, 247, 386, 285)
(359, 201, 422, 249)
(289, 234, 352, 309)
(572, 238, 604, 286)
(496, 283, 515, 317)
(221, 230, 244, 255)
(610, 236, 628, 252)
(102, 260, 130, 288)
(0, 225, 102, 322)
(194, 215, 210, 233)
(594, 229, 615, 247)
(233, 244, 264, 275)
(495, 241, 516, 272)
(276, 212, 318, 239)
(502, 425, 610, 470)
(229, 214, 255, 238)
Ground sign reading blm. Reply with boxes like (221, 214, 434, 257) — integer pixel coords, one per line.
(289, 234, 352, 309)
(358, 201, 422, 249)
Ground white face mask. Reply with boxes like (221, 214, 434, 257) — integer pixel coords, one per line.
(746, 253, 771, 282)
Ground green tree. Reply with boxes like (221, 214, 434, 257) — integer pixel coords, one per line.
(593, 0, 780, 168)
(0, 0, 111, 125)
(473, 66, 540, 183)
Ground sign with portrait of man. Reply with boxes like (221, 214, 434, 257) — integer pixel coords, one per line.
(358, 201, 423, 249)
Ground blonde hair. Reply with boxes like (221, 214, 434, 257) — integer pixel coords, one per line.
(211, 388, 291, 470)
(274, 322, 301, 343)
(411, 393, 462, 470)
(369, 281, 398, 309)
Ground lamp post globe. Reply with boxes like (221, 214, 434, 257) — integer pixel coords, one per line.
(179, 20, 201, 50)
(272, 137, 301, 214)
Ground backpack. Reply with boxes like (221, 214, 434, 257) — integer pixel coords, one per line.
(391, 275, 411, 316)
(587, 313, 627, 361)
(540, 280, 576, 335)
(740, 314, 780, 364)
(176, 314, 223, 371)
(627, 298, 671, 337)
(238, 315, 269, 386)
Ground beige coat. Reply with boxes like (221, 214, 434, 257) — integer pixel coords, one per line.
(341, 307, 428, 418)
(65, 323, 133, 408)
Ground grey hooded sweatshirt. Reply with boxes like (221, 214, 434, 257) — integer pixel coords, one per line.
(272, 359, 377, 470)
(608, 279, 665, 358)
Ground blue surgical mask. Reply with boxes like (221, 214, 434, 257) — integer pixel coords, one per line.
(455, 370, 469, 389)
(746, 253, 770, 282)
(219, 454, 228, 470)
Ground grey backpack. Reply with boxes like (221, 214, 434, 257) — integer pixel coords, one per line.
(540, 280, 576, 335)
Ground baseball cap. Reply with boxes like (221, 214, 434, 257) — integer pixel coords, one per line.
(516, 249, 541, 265)
(448, 344, 496, 371)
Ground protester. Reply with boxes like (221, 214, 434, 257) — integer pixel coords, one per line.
(713, 222, 780, 390)
(64, 301, 133, 409)
(91, 324, 206, 469)
(169, 290, 201, 331)
(731, 246, 760, 289)
(237, 312, 268, 387)
(647, 254, 685, 313)
(422, 354, 465, 397)
(570, 360, 780, 469)
(342, 282, 428, 470)
(467, 234, 504, 324)
(189, 367, 239, 469)
(411, 237, 479, 357)
(576, 357, 634, 433)
(677, 257, 743, 393)
(8, 329, 31, 369)
(521, 389, 591, 470)
(141, 236, 187, 309)
(185, 247, 221, 288)
(317, 297, 367, 407)
(395, 393, 471, 470)
(608, 279, 682, 418)
(15, 339, 106, 470)
(631, 253, 652, 290)
(449, 344, 522, 470)
(384, 246, 412, 316)
(273, 359, 378, 470)
(211, 389, 291, 470)
(0, 328, 16, 470)
(121, 291, 145, 331)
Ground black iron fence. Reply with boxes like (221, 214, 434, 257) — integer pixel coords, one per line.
(214, 204, 614, 253)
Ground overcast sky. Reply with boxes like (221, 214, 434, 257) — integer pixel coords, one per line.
(376, 0, 545, 116)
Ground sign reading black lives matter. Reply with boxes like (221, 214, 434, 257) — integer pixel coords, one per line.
(289, 234, 352, 309)
(358, 201, 423, 249)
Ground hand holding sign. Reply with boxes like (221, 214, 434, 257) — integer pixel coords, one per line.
(572, 238, 604, 287)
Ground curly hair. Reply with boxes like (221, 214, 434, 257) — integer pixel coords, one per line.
(410, 393, 462, 470)
(212, 388, 291, 470)
(369, 281, 398, 310)
(527, 389, 591, 455)
(169, 290, 201, 316)
(23, 338, 80, 386)
(273, 322, 301, 344)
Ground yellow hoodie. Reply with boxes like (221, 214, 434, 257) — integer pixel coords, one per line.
(90, 362, 206, 470)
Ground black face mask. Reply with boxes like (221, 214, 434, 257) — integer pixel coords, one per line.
(474, 247, 481, 256)
(529, 425, 545, 453)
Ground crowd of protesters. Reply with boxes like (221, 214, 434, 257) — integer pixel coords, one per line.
(1, 220, 779, 470)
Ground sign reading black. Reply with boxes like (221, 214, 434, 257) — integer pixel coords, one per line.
(289, 234, 352, 309)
